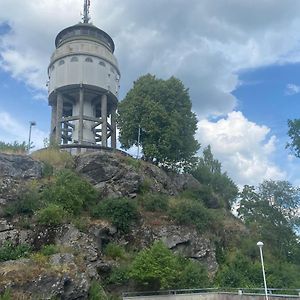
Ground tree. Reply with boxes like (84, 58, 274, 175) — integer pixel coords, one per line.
(117, 74, 199, 169)
(287, 119, 300, 158)
(238, 183, 299, 260)
(191, 146, 238, 208)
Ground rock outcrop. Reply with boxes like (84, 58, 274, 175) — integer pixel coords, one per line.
(0, 153, 42, 179)
(75, 150, 201, 198)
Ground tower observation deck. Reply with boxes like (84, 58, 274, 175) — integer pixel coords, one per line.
(48, 0, 120, 151)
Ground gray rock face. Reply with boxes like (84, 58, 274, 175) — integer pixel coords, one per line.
(0, 153, 42, 179)
(128, 222, 218, 275)
(75, 151, 200, 197)
(0, 257, 89, 299)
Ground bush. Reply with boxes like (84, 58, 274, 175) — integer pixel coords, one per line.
(36, 204, 67, 226)
(168, 198, 211, 231)
(0, 290, 11, 300)
(4, 183, 41, 217)
(42, 170, 98, 215)
(92, 198, 139, 233)
(88, 280, 107, 300)
(107, 265, 130, 285)
(40, 244, 59, 256)
(0, 241, 31, 262)
(139, 193, 168, 212)
(31, 148, 74, 171)
(104, 243, 125, 259)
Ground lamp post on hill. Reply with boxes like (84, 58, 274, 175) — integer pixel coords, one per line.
(257, 241, 268, 300)
(28, 121, 36, 153)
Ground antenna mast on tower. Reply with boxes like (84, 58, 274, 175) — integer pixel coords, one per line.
(83, 0, 91, 23)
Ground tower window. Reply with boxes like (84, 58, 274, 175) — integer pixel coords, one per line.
(59, 59, 65, 66)
(71, 56, 78, 62)
(110, 67, 115, 73)
(99, 61, 106, 67)
(50, 65, 55, 71)
(85, 57, 93, 63)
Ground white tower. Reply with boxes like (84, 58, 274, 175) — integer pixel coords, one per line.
(48, 0, 120, 151)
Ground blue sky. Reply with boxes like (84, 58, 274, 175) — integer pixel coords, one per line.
(0, 0, 300, 186)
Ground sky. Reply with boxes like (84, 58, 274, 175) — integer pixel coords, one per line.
(0, 0, 300, 187)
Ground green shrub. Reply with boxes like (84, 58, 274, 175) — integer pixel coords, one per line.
(104, 243, 125, 259)
(88, 280, 107, 300)
(107, 265, 130, 285)
(0, 241, 31, 262)
(138, 178, 152, 194)
(36, 204, 67, 226)
(0, 289, 11, 300)
(92, 198, 139, 233)
(40, 244, 59, 256)
(168, 198, 211, 231)
(140, 193, 168, 212)
(4, 184, 41, 217)
(42, 170, 98, 215)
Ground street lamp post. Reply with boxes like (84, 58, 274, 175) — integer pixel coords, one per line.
(257, 241, 268, 300)
(28, 121, 36, 153)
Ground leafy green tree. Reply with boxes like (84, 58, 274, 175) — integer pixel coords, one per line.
(191, 146, 238, 208)
(117, 74, 199, 169)
(238, 184, 299, 260)
(287, 119, 300, 158)
(259, 180, 300, 227)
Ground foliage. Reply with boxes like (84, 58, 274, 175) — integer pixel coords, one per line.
(31, 148, 74, 171)
(36, 204, 67, 226)
(92, 198, 139, 233)
(107, 265, 130, 285)
(0, 290, 11, 300)
(118, 74, 199, 170)
(215, 251, 262, 288)
(168, 198, 211, 232)
(4, 183, 41, 217)
(104, 243, 125, 259)
(286, 119, 300, 158)
(39, 244, 59, 256)
(42, 170, 98, 215)
(129, 240, 180, 290)
(0, 241, 31, 262)
(88, 280, 108, 300)
(191, 146, 238, 208)
(177, 259, 209, 288)
(238, 184, 299, 260)
(0, 141, 27, 154)
(129, 241, 209, 290)
(139, 193, 169, 212)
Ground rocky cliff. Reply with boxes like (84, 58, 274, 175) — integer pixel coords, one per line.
(0, 151, 223, 299)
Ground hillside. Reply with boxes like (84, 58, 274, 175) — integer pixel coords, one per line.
(0, 149, 299, 299)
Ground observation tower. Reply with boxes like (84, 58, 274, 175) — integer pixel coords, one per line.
(48, 0, 120, 151)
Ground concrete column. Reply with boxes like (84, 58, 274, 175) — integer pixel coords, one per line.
(111, 108, 117, 149)
(78, 87, 84, 144)
(50, 103, 57, 144)
(56, 92, 63, 145)
(101, 94, 107, 147)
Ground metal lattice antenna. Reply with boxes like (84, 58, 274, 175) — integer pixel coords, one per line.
(82, 0, 90, 23)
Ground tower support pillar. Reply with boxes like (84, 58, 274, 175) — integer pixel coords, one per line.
(79, 87, 84, 144)
(50, 104, 57, 144)
(101, 94, 107, 147)
(56, 92, 63, 144)
(111, 109, 117, 149)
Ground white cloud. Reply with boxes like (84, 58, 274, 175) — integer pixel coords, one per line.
(2, 1, 300, 117)
(285, 83, 300, 95)
(0, 111, 48, 150)
(197, 111, 286, 186)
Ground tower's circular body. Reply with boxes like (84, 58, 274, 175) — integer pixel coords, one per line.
(48, 22, 120, 150)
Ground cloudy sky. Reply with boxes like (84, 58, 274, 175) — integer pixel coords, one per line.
(0, 0, 300, 186)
